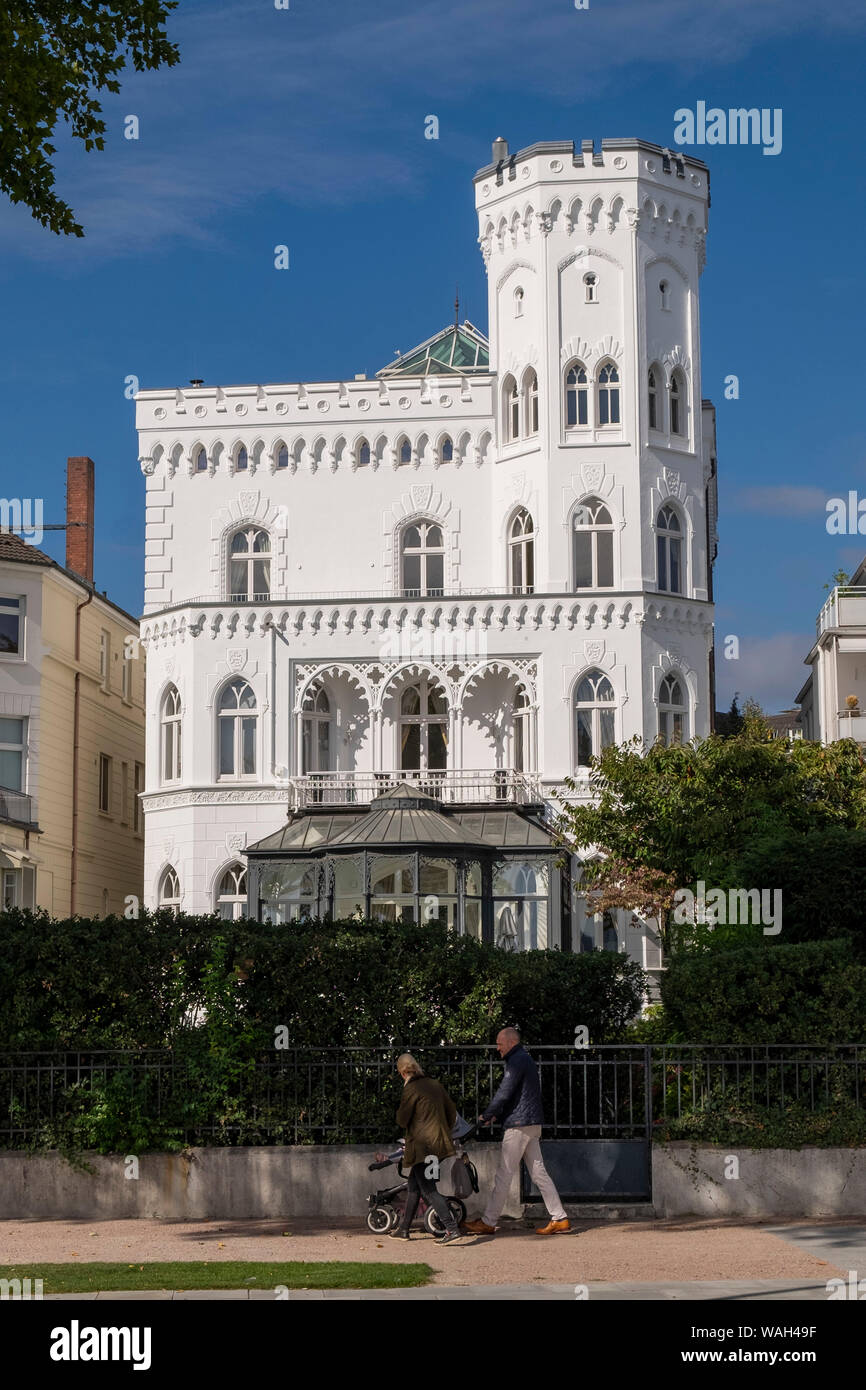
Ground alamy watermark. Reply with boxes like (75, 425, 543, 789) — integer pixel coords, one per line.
(672, 881, 782, 935)
(0, 497, 43, 544)
(674, 103, 782, 157)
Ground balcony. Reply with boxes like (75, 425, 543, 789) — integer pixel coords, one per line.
(288, 769, 543, 809)
(836, 712, 866, 743)
(817, 587, 866, 637)
(0, 786, 35, 828)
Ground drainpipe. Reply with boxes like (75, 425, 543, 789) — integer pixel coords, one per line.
(71, 586, 94, 915)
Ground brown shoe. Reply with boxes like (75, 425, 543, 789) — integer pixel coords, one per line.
(462, 1219, 495, 1235)
(536, 1219, 570, 1235)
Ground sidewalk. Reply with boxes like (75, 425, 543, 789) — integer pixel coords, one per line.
(0, 1215, 857, 1289)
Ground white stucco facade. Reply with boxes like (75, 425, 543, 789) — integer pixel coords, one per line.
(135, 135, 718, 968)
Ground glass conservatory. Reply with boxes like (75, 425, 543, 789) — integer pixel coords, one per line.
(244, 782, 566, 950)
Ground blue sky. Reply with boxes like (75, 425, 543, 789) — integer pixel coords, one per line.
(2, 0, 865, 711)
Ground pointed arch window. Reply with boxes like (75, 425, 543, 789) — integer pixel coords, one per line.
(574, 670, 616, 769)
(194, 445, 208, 472)
(648, 366, 661, 431)
(228, 527, 270, 600)
(440, 436, 453, 463)
(216, 863, 248, 920)
(656, 505, 683, 594)
(597, 361, 620, 426)
(358, 438, 370, 467)
(160, 867, 181, 915)
(658, 673, 687, 746)
(603, 910, 619, 952)
(565, 362, 588, 427)
(503, 375, 519, 442)
(235, 446, 248, 472)
(302, 686, 332, 773)
(509, 508, 535, 595)
(400, 676, 448, 771)
(512, 685, 531, 773)
(399, 437, 412, 465)
(276, 443, 289, 469)
(401, 521, 444, 597)
(574, 497, 614, 589)
(218, 678, 257, 778)
(161, 684, 182, 784)
(670, 370, 685, 436)
(524, 369, 539, 436)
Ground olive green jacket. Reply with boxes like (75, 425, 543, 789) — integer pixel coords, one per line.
(396, 1076, 457, 1169)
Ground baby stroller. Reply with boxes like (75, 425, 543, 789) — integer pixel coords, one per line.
(366, 1115, 479, 1235)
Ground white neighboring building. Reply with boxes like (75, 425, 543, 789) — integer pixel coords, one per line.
(136, 135, 718, 976)
(798, 558, 866, 744)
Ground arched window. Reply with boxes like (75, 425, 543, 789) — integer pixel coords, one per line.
(302, 686, 331, 773)
(512, 685, 531, 773)
(565, 362, 588, 427)
(399, 437, 412, 465)
(523, 369, 539, 436)
(670, 370, 685, 436)
(160, 867, 181, 915)
(597, 361, 620, 426)
(440, 436, 453, 463)
(228, 527, 270, 600)
(574, 497, 614, 589)
(218, 678, 257, 778)
(358, 438, 370, 467)
(503, 375, 519, 442)
(509, 508, 535, 594)
(574, 669, 616, 769)
(276, 443, 289, 469)
(401, 521, 444, 597)
(400, 676, 448, 771)
(659, 674, 687, 746)
(194, 445, 208, 472)
(660, 279, 671, 310)
(656, 505, 683, 594)
(216, 863, 248, 920)
(235, 446, 248, 472)
(584, 271, 598, 303)
(514, 286, 524, 318)
(648, 366, 661, 431)
(603, 910, 619, 952)
(161, 684, 182, 784)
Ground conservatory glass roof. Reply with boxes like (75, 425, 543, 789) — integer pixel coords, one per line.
(377, 321, 490, 378)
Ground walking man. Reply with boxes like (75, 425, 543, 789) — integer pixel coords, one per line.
(464, 1027, 570, 1236)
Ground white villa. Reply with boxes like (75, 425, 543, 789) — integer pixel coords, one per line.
(135, 135, 719, 978)
(798, 558, 866, 744)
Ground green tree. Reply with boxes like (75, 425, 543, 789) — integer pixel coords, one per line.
(0, 2, 179, 236)
(556, 733, 866, 951)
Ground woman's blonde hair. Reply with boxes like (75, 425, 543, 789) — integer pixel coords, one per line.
(396, 1053, 424, 1077)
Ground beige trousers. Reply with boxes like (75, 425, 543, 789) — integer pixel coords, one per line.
(483, 1124, 567, 1226)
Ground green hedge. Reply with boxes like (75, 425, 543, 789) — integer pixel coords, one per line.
(0, 909, 647, 1048)
(660, 939, 866, 1043)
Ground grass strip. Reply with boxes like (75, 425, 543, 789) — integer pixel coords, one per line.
(0, 1261, 433, 1294)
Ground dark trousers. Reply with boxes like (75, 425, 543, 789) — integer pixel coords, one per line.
(401, 1161, 457, 1232)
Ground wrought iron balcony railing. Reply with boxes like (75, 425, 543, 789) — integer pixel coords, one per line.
(288, 769, 543, 808)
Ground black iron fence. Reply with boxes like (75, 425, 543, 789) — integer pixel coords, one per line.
(0, 1044, 863, 1149)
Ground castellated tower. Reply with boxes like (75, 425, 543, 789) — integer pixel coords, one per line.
(476, 137, 717, 760)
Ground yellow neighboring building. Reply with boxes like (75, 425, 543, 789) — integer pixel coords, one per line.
(0, 528, 145, 917)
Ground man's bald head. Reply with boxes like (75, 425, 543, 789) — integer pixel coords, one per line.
(496, 1027, 520, 1056)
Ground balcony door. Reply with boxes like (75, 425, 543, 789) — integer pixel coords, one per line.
(399, 677, 448, 772)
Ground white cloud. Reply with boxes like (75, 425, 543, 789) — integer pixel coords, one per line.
(731, 486, 828, 518)
(716, 631, 812, 711)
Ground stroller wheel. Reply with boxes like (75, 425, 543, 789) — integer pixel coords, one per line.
(367, 1205, 397, 1234)
(425, 1198, 466, 1236)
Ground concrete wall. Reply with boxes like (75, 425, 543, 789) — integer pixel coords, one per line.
(653, 1144, 866, 1218)
(0, 1144, 519, 1222)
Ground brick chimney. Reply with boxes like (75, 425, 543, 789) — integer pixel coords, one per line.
(65, 456, 95, 583)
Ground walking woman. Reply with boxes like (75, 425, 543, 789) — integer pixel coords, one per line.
(391, 1053, 462, 1244)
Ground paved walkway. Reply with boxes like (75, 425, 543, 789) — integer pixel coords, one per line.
(0, 1215, 858, 1294)
(40, 1279, 841, 1301)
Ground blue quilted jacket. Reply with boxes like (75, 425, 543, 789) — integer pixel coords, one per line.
(481, 1044, 544, 1129)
